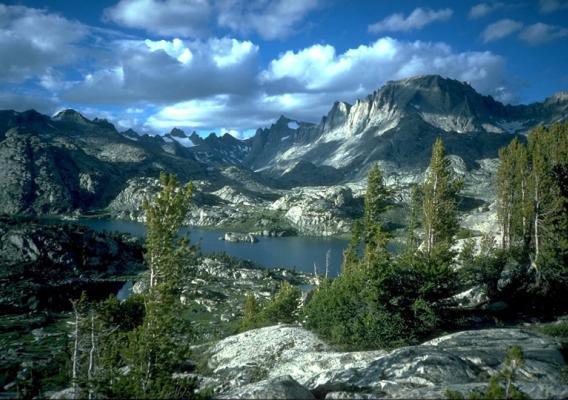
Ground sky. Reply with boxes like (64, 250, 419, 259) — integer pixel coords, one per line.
(0, 0, 567, 138)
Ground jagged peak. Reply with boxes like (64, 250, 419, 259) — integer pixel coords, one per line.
(169, 127, 186, 138)
(545, 91, 568, 104)
(275, 115, 292, 125)
(122, 128, 139, 137)
(53, 109, 90, 124)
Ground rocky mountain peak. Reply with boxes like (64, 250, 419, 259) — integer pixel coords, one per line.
(375, 75, 497, 115)
(545, 91, 568, 105)
(169, 127, 187, 138)
(322, 101, 352, 131)
(53, 109, 91, 124)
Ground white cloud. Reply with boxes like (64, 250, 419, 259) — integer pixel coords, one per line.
(105, 0, 319, 40)
(519, 22, 568, 45)
(104, 0, 211, 37)
(481, 19, 524, 43)
(144, 38, 193, 64)
(143, 36, 514, 133)
(216, 0, 320, 40)
(64, 37, 259, 104)
(368, 8, 453, 33)
(468, 2, 505, 19)
(261, 37, 509, 101)
(539, 0, 568, 13)
(0, 5, 88, 82)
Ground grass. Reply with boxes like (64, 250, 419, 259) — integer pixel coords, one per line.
(537, 320, 568, 337)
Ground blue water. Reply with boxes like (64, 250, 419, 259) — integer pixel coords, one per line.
(72, 218, 349, 277)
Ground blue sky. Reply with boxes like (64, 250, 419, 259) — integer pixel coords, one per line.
(1, 0, 567, 137)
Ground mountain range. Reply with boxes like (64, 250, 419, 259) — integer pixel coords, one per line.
(0, 75, 566, 233)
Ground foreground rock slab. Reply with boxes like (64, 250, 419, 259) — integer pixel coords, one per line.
(206, 325, 568, 399)
(216, 376, 315, 400)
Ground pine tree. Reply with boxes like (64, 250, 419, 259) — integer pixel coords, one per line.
(363, 163, 389, 242)
(342, 220, 362, 272)
(361, 163, 391, 270)
(421, 137, 462, 258)
(405, 184, 421, 253)
(127, 172, 196, 398)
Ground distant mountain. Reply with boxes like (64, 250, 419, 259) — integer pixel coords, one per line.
(0, 109, 217, 215)
(241, 75, 567, 183)
(0, 75, 566, 217)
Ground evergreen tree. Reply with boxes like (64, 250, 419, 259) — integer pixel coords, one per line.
(125, 172, 196, 398)
(342, 220, 362, 272)
(421, 137, 462, 258)
(405, 184, 421, 253)
(363, 163, 390, 243)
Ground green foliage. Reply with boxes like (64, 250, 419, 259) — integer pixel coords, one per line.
(421, 137, 462, 258)
(262, 281, 301, 324)
(304, 147, 462, 350)
(537, 321, 568, 337)
(85, 172, 198, 399)
(238, 282, 302, 332)
(96, 294, 145, 331)
(364, 163, 390, 241)
(342, 220, 362, 272)
(238, 292, 263, 332)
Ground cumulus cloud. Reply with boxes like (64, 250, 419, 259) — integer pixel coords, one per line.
(64, 37, 259, 104)
(468, 2, 505, 19)
(104, 0, 320, 40)
(216, 0, 320, 40)
(0, 4, 89, 82)
(481, 19, 524, 42)
(143, 36, 514, 133)
(262, 37, 510, 100)
(519, 22, 568, 45)
(368, 8, 453, 33)
(539, 0, 568, 13)
(104, 0, 212, 37)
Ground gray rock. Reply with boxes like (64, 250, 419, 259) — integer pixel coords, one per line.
(205, 325, 567, 399)
(217, 375, 315, 399)
(270, 186, 357, 236)
(220, 232, 258, 243)
(207, 325, 330, 390)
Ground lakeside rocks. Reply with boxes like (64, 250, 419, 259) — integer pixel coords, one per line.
(204, 325, 568, 399)
(220, 232, 258, 243)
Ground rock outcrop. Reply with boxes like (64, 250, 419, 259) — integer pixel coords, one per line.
(205, 325, 568, 399)
(270, 186, 360, 236)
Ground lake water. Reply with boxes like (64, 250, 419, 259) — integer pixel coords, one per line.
(73, 218, 350, 277)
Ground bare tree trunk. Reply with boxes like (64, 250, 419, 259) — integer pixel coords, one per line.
(88, 313, 95, 400)
(534, 174, 540, 263)
(325, 249, 330, 279)
(71, 300, 80, 398)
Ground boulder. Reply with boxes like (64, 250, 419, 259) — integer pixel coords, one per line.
(207, 325, 330, 390)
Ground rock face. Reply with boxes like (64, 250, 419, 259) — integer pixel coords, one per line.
(205, 325, 568, 399)
(0, 109, 214, 216)
(217, 376, 315, 400)
(0, 216, 145, 313)
(270, 186, 361, 236)
(243, 76, 567, 184)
